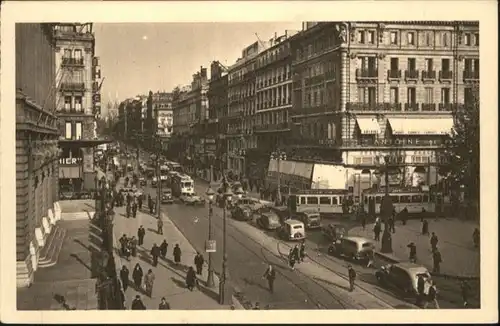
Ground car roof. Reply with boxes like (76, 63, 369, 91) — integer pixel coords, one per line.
(343, 236, 373, 243)
(394, 262, 430, 274)
(284, 219, 304, 226)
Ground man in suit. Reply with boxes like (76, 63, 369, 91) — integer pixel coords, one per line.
(262, 264, 276, 293)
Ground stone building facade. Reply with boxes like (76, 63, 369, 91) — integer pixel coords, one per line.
(16, 23, 62, 287)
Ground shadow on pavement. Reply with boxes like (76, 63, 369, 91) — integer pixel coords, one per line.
(69, 253, 92, 272)
(197, 281, 220, 303)
(171, 276, 186, 289)
(53, 294, 77, 310)
(242, 277, 269, 292)
(313, 277, 350, 292)
(73, 238, 91, 252)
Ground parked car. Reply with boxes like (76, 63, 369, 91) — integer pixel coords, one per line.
(295, 211, 321, 229)
(278, 219, 306, 241)
(375, 262, 432, 299)
(328, 236, 375, 263)
(270, 206, 290, 223)
(161, 189, 174, 204)
(180, 192, 204, 206)
(232, 197, 263, 211)
(232, 205, 253, 221)
(321, 223, 347, 242)
(255, 207, 282, 230)
(139, 177, 147, 187)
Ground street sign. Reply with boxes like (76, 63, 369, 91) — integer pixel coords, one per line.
(205, 240, 216, 253)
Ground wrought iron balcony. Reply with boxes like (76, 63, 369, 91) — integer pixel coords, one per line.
(60, 82, 85, 91)
(253, 122, 291, 133)
(57, 107, 86, 114)
(438, 103, 453, 111)
(61, 57, 84, 66)
(404, 103, 420, 111)
(404, 69, 419, 80)
(463, 70, 479, 81)
(439, 70, 453, 81)
(421, 103, 436, 111)
(290, 105, 332, 116)
(387, 69, 402, 80)
(421, 70, 436, 81)
(356, 68, 378, 79)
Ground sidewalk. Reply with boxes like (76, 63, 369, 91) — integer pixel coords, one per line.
(111, 177, 244, 310)
(348, 218, 480, 279)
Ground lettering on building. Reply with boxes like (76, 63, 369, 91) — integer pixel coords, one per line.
(59, 157, 83, 165)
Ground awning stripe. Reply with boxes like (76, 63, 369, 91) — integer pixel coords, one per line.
(387, 118, 454, 135)
(356, 118, 380, 135)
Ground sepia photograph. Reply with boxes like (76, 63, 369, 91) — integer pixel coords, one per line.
(0, 1, 497, 324)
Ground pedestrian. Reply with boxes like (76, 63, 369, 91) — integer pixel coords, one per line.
(262, 264, 276, 293)
(120, 265, 129, 292)
(430, 232, 439, 252)
(131, 295, 146, 310)
(159, 297, 171, 310)
(194, 252, 204, 275)
(400, 207, 408, 225)
(148, 195, 153, 214)
(374, 222, 381, 241)
(151, 243, 161, 267)
(422, 219, 429, 235)
(137, 225, 145, 246)
(126, 192, 131, 206)
(132, 263, 143, 289)
(347, 264, 356, 291)
(432, 248, 442, 274)
(472, 228, 480, 248)
(292, 245, 300, 264)
(119, 234, 128, 255)
(144, 269, 155, 297)
(361, 214, 366, 230)
(388, 216, 395, 233)
(424, 280, 440, 309)
(160, 239, 168, 259)
(407, 242, 417, 263)
(126, 203, 131, 218)
(460, 280, 471, 307)
(130, 236, 138, 257)
(132, 200, 138, 218)
(416, 274, 426, 307)
(366, 249, 374, 268)
(186, 266, 197, 291)
(288, 248, 296, 270)
(173, 244, 182, 264)
(138, 195, 143, 210)
(157, 218, 164, 235)
(299, 242, 306, 262)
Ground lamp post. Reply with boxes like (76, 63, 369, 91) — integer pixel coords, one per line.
(151, 152, 162, 220)
(219, 175, 233, 305)
(205, 181, 215, 288)
(271, 149, 287, 206)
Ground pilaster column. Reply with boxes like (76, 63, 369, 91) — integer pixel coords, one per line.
(340, 50, 348, 112)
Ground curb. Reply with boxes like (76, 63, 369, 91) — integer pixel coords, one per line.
(374, 252, 480, 281)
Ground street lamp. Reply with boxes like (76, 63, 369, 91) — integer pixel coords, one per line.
(205, 185, 215, 288)
(150, 152, 162, 220)
(271, 149, 286, 206)
(219, 177, 233, 305)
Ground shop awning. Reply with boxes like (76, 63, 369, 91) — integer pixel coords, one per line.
(59, 166, 82, 179)
(387, 118, 454, 135)
(356, 117, 380, 134)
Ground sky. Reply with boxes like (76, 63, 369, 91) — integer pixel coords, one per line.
(94, 22, 302, 114)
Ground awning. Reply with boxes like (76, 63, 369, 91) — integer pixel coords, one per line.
(387, 118, 454, 135)
(59, 166, 82, 179)
(356, 117, 380, 134)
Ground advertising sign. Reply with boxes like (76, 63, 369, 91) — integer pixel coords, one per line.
(205, 240, 216, 253)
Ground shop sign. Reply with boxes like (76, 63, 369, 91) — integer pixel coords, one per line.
(59, 157, 83, 165)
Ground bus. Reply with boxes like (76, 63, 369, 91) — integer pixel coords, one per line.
(171, 173, 194, 197)
(361, 186, 437, 215)
(288, 189, 349, 217)
(160, 165, 169, 182)
(166, 161, 183, 173)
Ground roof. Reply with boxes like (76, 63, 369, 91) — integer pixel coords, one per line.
(284, 219, 303, 225)
(343, 236, 373, 243)
(394, 262, 429, 272)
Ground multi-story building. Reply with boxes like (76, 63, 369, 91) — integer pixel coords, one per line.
(152, 91, 173, 151)
(171, 67, 209, 174)
(16, 23, 61, 287)
(280, 21, 479, 200)
(116, 97, 143, 140)
(54, 23, 103, 193)
(207, 61, 229, 180)
(226, 42, 265, 178)
(252, 31, 297, 185)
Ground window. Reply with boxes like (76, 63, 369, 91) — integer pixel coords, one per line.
(425, 58, 433, 71)
(407, 32, 415, 45)
(441, 88, 450, 104)
(63, 49, 71, 58)
(307, 196, 318, 205)
(75, 122, 82, 140)
(300, 197, 306, 205)
(358, 87, 366, 103)
(357, 31, 365, 43)
(367, 57, 377, 71)
(375, 196, 382, 204)
(412, 195, 423, 203)
(473, 59, 479, 72)
(464, 87, 474, 104)
(400, 195, 411, 203)
(367, 87, 376, 105)
(441, 58, 450, 71)
(65, 122, 72, 139)
(464, 33, 471, 46)
(367, 31, 375, 44)
(390, 87, 399, 103)
(425, 32, 432, 46)
(74, 96, 82, 111)
(74, 49, 82, 60)
(332, 196, 338, 205)
(474, 33, 479, 46)
(390, 31, 398, 44)
(73, 70, 83, 83)
(407, 88, 416, 104)
(390, 58, 399, 70)
(425, 87, 433, 103)
(442, 33, 449, 47)
(390, 196, 400, 204)
(64, 96, 71, 110)
(408, 58, 416, 71)
(319, 197, 331, 205)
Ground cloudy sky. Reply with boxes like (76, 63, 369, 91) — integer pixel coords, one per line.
(94, 22, 302, 114)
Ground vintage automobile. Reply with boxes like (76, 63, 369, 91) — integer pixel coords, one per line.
(295, 211, 321, 229)
(145, 167, 155, 179)
(255, 207, 282, 230)
(161, 189, 174, 204)
(139, 177, 147, 187)
(151, 176, 158, 188)
(231, 205, 253, 221)
(328, 236, 375, 263)
(232, 197, 263, 211)
(321, 223, 347, 242)
(278, 219, 306, 241)
(270, 206, 290, 223)
(180, 192, 204, 206)
(375, 262, 432, 299)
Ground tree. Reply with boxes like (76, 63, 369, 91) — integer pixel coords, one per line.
(440, 85, 480, 215)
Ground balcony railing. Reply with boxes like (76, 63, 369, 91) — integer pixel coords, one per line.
(463, 70, 479, 81)
(61, 57, 84, 66)
(290, 105, 332, 116)
(404, 69, 419, 80)
(421, 103, 436, 111)
(421, 70, 436, 81)
(387, 69, 402, 80)
(60, 82, 85, 91)
(438, 103, 453, 111)
(227, 128, 242, 135)
(253, 122, 291, 133)
(439, 70, 453, 81)
(347, 102, 402, 112)
(356, 68, 378, 79)
(404, 103, 420, 111)
(57, 107, 85, 114)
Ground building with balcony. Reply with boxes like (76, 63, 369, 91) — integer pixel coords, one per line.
(226, 41, 266, 178)
(151, 91, 173, 152)
(287, 21, 479, 199)
(16, 23, 61, 287)
(53, 23, 106, 195)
